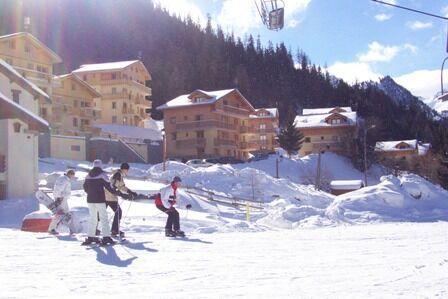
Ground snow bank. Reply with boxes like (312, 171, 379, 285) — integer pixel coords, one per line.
(259, 174, 448, 229)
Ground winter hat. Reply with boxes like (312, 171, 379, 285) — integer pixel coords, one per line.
(172, 176, 182, 183)
(93, 159, 103, 168)
(120, 162, 130, 170)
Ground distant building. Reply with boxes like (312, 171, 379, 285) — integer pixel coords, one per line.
(72, 60, 152, 128)
(0, 59, 49, 199)
(51, 73, 102, 136)
(157, 89, 279, 160)
(374, 139, 429, 162)
(295, 107, 357, 156)
(0, 32, 62, 117)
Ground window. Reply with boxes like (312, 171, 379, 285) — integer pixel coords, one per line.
(13, 122, 21, 133)
(171, 132, 177, 140)
(223, 100, 228, 105)
(11, 89, 20, 104)
(41, 108, 47, 118)
(73, 100, 78, 108)
(83, 75, 87, 81)
(184, 116, 188, 121)
(112, 73, 117, 80)
(304, 137, 311, 143)
(71, 145, 81, 152)
(8, 40, 15, 49)
(24, 43, 31, 53)
(112, 116, 117, 123)
(73, 118, 78, 127)
(321, 136, 324, 140)
(123, 117, 127, 125)
(195, 115, 202, 121)
(112, 87, 117, 94)
(27, 63, 33, 70)
(71, 83, 76, 91)
(112, 102, 117, 109)
(260, 135, 267, 141)
(259, 123, 266, 130)
(170, 117, 176, 124)
(196, 131, 204, 138)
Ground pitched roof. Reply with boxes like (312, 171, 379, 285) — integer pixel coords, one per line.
(157, 88, 255, 111)
(374, 140, 418, 152)
(302, 107, 352, 115)
(295, 111, 357, 128)
(54, 73, 101, 97)
(0, 59, 50, 103)
(251, 108, 278, 118)
(0, 32, 62, 63)
(72, 60, 140, 73)
(0, 91, 49, 132)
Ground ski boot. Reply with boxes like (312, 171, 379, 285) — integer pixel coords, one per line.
(111, 230, 125, 238)
(165, 229, 176, 237)
(81, 237, 100, 246)
(101, 236, 116, 246)
(48, 229, 59, 235)
(174, 230, 185, 237)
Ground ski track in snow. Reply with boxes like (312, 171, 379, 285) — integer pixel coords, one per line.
(1, 222, 447, 298)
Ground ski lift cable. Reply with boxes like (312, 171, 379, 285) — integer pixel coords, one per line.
(371, 0, 448, 21)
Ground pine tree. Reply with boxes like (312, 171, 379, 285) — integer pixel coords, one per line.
(278, 120, 304, 157)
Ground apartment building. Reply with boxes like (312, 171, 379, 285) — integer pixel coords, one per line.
(295, 107, 358, 156)
(72, 60, 152, 128)
(374, 140, 429, 162)
(51, 73, 102, 136)
(0, 32, 62, 116)
(157, 89, 279, 160)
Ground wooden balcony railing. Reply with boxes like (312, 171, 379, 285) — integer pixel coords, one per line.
(214, 138, 237, 147)
(175, 120, 236, 131)
(176, 138, 206, 148)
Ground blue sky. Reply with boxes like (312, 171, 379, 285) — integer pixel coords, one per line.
(154, 0, 448, 100)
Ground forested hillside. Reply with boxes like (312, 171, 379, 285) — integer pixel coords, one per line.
(1, 0, 447, 152)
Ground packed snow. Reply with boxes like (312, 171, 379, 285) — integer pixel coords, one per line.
(1, 153, 448, 297)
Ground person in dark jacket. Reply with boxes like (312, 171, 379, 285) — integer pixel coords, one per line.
(82, 159, 120, 245)
(155, 176, 191, 237)
(104, 162, 137, 237)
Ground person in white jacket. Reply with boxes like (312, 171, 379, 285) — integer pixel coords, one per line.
(48, 169, 76, 235)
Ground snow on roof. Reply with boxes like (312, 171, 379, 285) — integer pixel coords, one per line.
(375, 140, 418, 152)
(72, 60, 139, 73)
(251, 108, 278, 118)
(418, 143, 431, 156)
(0, 90, 49, 131)
(0, 59, 50, 102)
(0, 32, 62, 63)
(95, 124, 162, 141)
(302, 107, 352, 115)
(157, 89, 249, 110)
(295, 112, 357, 128)
(330, 180, 364, 190)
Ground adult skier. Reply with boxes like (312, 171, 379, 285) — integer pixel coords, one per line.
(48, 169, 76, 235)
(82, 159, 121, 246)
(105, 162, 138, 237)
(155, 176, 191, 237)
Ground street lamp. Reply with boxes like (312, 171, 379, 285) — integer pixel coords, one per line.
(363, 125, 376, 187)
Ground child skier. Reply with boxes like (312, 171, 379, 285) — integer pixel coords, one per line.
(155, 176, 191, 237)
(82, 159, 122, 246)
(105, 162, 138, 237)
(48, 169, 76, 235)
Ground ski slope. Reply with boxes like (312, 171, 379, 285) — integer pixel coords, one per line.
(1, 155, 448, 298)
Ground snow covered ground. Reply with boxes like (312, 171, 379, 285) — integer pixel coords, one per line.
(1, 155, 448, 298)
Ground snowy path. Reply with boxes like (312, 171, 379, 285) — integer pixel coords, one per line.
(1, 222, 447, 298)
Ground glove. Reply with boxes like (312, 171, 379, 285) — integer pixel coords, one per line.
(186, 204, 192, 209)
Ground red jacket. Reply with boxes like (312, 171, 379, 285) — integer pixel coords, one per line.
(155, 182, 177, 208)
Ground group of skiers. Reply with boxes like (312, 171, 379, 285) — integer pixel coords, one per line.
(48, 159, 190, 246)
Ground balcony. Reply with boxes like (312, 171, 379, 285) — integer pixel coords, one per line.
(83, 107, 102, 119)
(14, 66, 52, 83)
(212, 105, 250, 117)
(214, 138, 237, 147)
(175, 120, 236, 131)
(257, 128, 278, 134)
(176, 138, 206, 149)
(240, 126, 256, 134)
